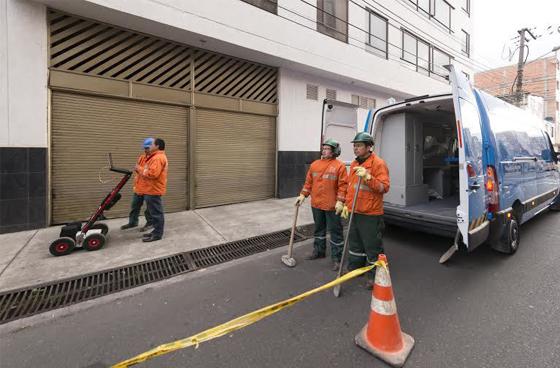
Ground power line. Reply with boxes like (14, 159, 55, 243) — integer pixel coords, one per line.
(354, 0, 497, 71)
(278, 2, 449, 78)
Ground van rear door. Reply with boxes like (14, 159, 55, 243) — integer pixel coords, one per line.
(448, 66, 488, 250)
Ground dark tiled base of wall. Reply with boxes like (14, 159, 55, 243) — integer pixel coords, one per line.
(277, 150, 320, 198)
(0, 148, 47, 234)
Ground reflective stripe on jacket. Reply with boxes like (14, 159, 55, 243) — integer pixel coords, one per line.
(301, 158, 348, 211)
(134, 150, 168, 196)
(346, 153, 390, 216)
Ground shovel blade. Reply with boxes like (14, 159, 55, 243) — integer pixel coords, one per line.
(439, 243, 458, 264)
(333, 284, 341, 297)
(281, 255, 296, 267)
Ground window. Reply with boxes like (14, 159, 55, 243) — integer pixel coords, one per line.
(402, 31, 430, 75)
(409, 0, 430, 14)
(433, 0, 451, 29)
(367, 10, 388, 58)
(461, 30, 470, 57)
(402, 29, 453, 80)
(402, 31, 417, 64)
(417, 39, 430, 75)
(240, 0, 277, 14)
(461, 0, 470, 15)
(432, 47, 451, 79)
(317, 0, 348, 43)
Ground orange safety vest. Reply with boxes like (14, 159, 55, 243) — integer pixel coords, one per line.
(134, 150, 168, 196)
(346, 153, 390, 216)
(301, 158, 348, 211)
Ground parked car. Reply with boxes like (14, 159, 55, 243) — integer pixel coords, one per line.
(369, 66, 560, 261)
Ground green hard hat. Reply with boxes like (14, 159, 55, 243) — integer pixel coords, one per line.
(351, 132, 374, 146)
(322, 138, 341, 157)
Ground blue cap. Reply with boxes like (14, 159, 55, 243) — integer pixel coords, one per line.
(143, 138, 154, 149)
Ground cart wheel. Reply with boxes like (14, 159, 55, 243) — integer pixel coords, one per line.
(83, 233, 106, 251)
(49, 237, 76, 257)
(90, 223, 109, 235)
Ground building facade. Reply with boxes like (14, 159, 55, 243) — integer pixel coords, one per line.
(0, 0, 475, 233)
(474, 55, 560, 149)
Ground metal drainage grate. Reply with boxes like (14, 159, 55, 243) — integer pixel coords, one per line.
(190, 228, 307, 268)
(0, 225, 314, 324)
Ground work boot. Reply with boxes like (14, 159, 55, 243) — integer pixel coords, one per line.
(332, 261, 341, 272)
(139, 224, 154, 232)
(305, 250, 326, 260)
(142, 232, 153, 239)
(142, 234, 162, 242)
(120, 223, 137, 230)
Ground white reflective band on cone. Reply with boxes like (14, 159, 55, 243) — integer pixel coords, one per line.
(371, 298, 397, 316)
(375, 267, 392, 287)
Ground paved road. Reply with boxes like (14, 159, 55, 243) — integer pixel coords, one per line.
(1, 210, 559, 368)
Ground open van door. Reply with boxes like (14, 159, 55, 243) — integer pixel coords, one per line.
(440, 66, 488, 262)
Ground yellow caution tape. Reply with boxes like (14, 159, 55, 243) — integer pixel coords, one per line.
(112, 261, 387, 367)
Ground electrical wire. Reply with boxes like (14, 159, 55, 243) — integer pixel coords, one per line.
(354, 0, 497, 71)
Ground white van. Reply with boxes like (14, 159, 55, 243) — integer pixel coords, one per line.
(370, 66, 560, 261)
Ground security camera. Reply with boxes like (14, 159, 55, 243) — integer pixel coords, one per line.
(327, 104, 333, 110)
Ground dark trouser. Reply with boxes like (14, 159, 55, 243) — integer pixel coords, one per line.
(145, 195, 164, 238)
(347, 214, 385, 279)
(128, 193, 153, 226)
(312, 207, 344, 262)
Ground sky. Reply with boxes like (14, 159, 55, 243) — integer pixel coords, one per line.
(472, 0, 560, 71)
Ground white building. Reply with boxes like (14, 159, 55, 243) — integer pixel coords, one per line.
(0, 0, 476, 233)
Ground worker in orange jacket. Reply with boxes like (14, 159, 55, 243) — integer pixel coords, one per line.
(121, 138, 155, 232)
(295, 139, 348, 271)
(341, 132, 390, 288)
(135, 138, 168, 242)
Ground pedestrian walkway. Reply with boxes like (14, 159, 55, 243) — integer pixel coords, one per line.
(0, 198, 313, 292)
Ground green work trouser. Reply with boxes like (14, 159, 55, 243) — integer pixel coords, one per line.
(347, 214, 385, 279)
(311, 207, 344, 261)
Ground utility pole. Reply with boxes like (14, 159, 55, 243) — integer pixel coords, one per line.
(515, 27, 537, 106)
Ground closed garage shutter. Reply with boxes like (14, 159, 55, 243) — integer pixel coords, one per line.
(195, 109, 275, 207)
(51, 92, 188, 224)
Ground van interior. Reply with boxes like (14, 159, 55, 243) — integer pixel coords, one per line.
(375, 97, 460, 222)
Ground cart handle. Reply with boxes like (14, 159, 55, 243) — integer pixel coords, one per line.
(108, 153, 132, 175)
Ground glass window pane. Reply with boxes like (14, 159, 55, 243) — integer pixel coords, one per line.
(403, 32, 416, 64)
(432, 48, 450, 77)
(418, 0, 430, 13)
(369, 13, 387, 54)
(418, 40, 430, 74)
(435, 0, 450, 28)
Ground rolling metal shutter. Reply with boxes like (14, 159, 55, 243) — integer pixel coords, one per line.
(195, 109, 275, 207)
(51, 92, 188, 223)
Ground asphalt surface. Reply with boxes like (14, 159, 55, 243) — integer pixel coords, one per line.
(1, 210, 559, 368)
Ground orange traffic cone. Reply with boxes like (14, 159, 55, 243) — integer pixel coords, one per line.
(355, 254, 415, 367)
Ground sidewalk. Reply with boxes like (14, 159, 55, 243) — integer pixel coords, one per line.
(0, 198, 313, 293)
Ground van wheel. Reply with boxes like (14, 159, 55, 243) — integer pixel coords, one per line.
(503, 217, 520, 254)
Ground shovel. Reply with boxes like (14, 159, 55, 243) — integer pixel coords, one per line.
(281, 203, 300, 267)
(333, 176, 363, 297)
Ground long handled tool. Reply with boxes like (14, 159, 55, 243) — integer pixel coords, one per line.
(281, 203, 300, 267)
(333, 176, 363, 297)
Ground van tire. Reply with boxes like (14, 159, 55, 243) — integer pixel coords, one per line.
(502, 217, 520, 254)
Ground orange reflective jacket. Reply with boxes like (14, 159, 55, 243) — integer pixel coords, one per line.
(301, 158, 348, 211)
(134, 150, 168, 196)
(345, 153, 390, 216)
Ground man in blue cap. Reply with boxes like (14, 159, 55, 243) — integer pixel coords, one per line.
(120, 138, 154, 231)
